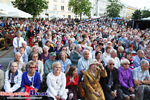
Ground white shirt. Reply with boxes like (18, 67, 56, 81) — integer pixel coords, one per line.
(13, 37, 24, 53)
(4, 70, 22, 92)
(46, 72, 68, 100)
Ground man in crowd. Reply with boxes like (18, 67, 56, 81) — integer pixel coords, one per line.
(77, 50, 91, 75)
(105, 49, 120, 69)
(44, 52, 57, 78)
(132, 60, 150, 100)
(101, 58, 123, 100)
(133, 50, 145, 68)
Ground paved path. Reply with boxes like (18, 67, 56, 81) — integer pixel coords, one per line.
(0, 46, 14, 71)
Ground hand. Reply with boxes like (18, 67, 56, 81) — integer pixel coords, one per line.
(99, 63, 104, 70)
(129, 87, 134, 93)
(34, 88, 38, 92)
(93, 92, 100, 97)
(111, 91, 117, 97)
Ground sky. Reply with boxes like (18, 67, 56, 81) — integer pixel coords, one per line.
(121, 0, 150, 10)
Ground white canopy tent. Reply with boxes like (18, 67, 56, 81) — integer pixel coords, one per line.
(37, 14, 48, 18)
(49, 14, 64, 18)
(142, 17, 150, 20)
(0, 2, 32, 18)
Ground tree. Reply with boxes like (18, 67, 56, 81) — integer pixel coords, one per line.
(13, 0, 48, 18)
(132, 9, 141, 20)
(68, 0, 92, 20)
(142, 9, 150, 18)
(106, 0, 123, 18)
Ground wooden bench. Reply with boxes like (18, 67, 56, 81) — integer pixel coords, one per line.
(0, 38, 5, 50)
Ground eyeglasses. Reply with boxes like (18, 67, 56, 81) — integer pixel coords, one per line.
(124, 63, 130, 65)
(33, 56, 38, 58)
(11, 66, 17, 67)
(109, 63, 115, 65)
(62, 49, 67, 50)
(29, 67, 36, 69)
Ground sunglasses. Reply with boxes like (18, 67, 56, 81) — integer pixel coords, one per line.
(109, 63, 115, 65)
(124, 63, 130, 65)
(29, 67, 36, 69)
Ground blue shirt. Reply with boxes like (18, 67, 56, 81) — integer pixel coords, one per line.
(21, 71, 41, 89)
(77, 57, 91, 74)
(133, 55, 143, 68)
(58, 58, 72, 73)
(132, 66, 150, 81)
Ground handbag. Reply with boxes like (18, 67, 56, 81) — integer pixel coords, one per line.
(78, 81, 85, 98)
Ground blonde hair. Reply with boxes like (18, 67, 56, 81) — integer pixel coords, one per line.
(52, 62, 61, 69)
(27, 60, 36, 68)
(120, 59, 130, 66)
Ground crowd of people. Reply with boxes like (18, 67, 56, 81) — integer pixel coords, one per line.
(0, 17, 150, 100)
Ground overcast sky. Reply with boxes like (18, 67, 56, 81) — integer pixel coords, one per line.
(121, 0, 150, 10)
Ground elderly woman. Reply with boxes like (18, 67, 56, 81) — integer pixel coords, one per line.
(58, 52, 72, 75)
(4, 62, 22, 92)
(84, 59, 107, 100)
(70, 44, 82, 66)
(118, 59, 135, 100)
(117, 46, 124, 60)
(21, 61, 41, 93)
(8, 52, 26, 72)
(31, 53, 44, 81)
(28, 46, 41, 61)
(13, 31, 24, 53)
(40, 46, 50, 64)
(46, 62, 68, 100)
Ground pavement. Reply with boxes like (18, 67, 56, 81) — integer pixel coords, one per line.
(0, 46, 14, 72)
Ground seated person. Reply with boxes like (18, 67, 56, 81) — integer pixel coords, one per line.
(0, 69, 4, 91)
(21, 61, 41, 93)
(46, 62, 68, 100)
(58, 52, 72, 75)
(66, 66, 79, 100)
(118, 59, 135, 100)
(132, 60, 150, 100)
(4, 62, 22, 92)
(100, 58, 123, 100)
(8, 52, 26, 72)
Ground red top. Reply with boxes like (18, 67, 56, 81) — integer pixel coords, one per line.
(66, 74, 79, 87)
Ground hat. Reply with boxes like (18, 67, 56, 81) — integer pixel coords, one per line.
(89, 59, 100, 66)
(50, 52, 56, 56)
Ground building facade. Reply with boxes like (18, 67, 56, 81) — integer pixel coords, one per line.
(44, 0, 76, 18)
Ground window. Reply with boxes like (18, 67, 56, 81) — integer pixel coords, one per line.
(61, 6, 64, 10)
(61, 0, 64, 3)
(54, 0, 57, 2)
(68, 8, 71, 11)
(53, 5, 57, 10)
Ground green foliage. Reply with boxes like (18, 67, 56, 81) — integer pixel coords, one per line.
(13, 0, 48, 18)
(142, 9, 150, 18)
(132, 9, 141, 20)
(106, 0, 123, 18)
(68, 0, 92, 20)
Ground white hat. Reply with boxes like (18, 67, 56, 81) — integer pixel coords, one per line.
(89, 59, 100, 66)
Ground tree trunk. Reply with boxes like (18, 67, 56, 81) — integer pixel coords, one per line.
(80, 13, 82, 21)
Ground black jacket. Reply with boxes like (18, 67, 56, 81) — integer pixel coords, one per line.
(100, 66, 119, 94)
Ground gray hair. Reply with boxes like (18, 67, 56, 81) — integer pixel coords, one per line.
(134, 36, 139, 40)
(75, 44, 81, 49)
(107, 58, 115, 64)
(140, 60, 149, 66)
(110, 49, 116, 54)
(83, 49, 90, 54)
(16, 31, 22, 35)
(43, 46, 49, 50)
(137, 50, 143, 55)
(120, 59, 130, 66)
